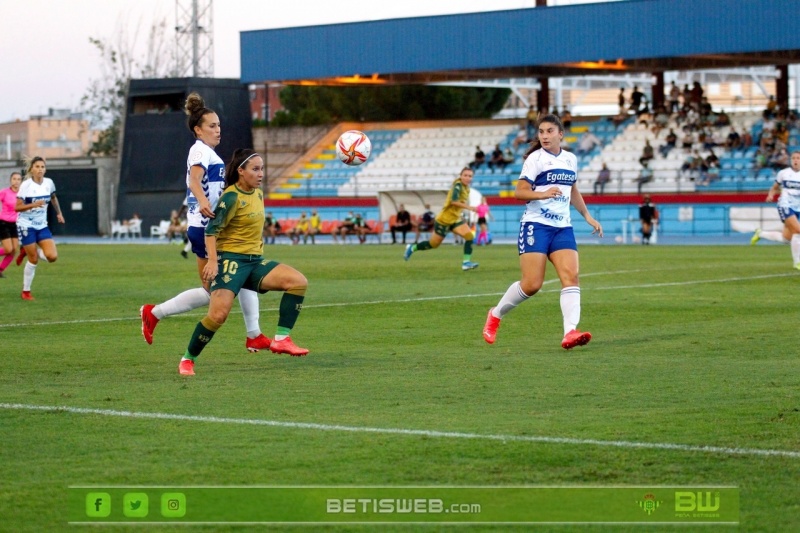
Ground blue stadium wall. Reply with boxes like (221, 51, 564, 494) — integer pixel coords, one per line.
(241, 0, 800, 83)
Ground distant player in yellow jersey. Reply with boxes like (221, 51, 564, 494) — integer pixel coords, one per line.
(178, 149, 309, 376)
(404, 167, 479, 271)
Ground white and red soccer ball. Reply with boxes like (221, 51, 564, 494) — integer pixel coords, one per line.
(336, 130, 372, 166)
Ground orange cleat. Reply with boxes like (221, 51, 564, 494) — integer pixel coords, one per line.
(140, 304, 159, 345)
(178, 359, 195, 376)
(246, 334, 272, 352)
(483, 307, 501, 344)
(561, 329, 592, 350)
(269, 336, 309, 357)
(21, 290, 34, 301)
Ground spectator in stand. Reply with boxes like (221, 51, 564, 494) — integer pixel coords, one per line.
(263, 212, 278, 244)
(390, 204, 413, 244)
(754, 149, 768, 170)
(759, 125, 775, 152)
(681, 128, 695, 152)
(629, 85, 645, 115)
(576, 131, 602, 157)
(699, 160, 720, 186)
(502, 147, 516, 168)
(561, 107, 573, 131)
(165, 209, 186, 243)
(617, 87, 626, 114)
(740, 128, 753, 151)
(639, 139, 655, 167)
(690, 81, 704, 111)
(414, 204, 435, 243)
(725, 127, 742, 151)
(525, 105, 538, 141)
(593, 163, 611, 195)
(469, 145, 486, 170)
(659, 128, 678, 157)
(775, 123, 790, 147)
(513, 125, 528, 150)
(667, 81, 681, 114)
(636, 162, 654, 194)
(681, 150, 703, 180)
(681, 83, 692, 111)
(487, 144, 506, 173)
(765, 95, 778, 118)
(339, 212, 368, 244)
(769, 145, 790, 170)
(651, 105, 670, 137)
(714, 109, 731, 127)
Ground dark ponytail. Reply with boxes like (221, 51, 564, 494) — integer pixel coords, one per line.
(523, 114, 564, 158)
(224, 148, 258, 188)
(185, 92, 215, 137)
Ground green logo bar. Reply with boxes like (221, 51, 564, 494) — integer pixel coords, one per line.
(70, 486, 739, 524)
(161, 492, 186, 518)
(84, 492, 111, 518)
(122, 493, 149, 518)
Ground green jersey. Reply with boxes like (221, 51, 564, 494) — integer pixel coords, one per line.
(436, 178, 470, 225)
(205, 185, 264, 255)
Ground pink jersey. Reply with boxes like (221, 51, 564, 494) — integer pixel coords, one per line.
(0, 187, 18, 223)
(476, 203, 490, 218)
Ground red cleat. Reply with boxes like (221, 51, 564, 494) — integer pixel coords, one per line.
(21, 290, 34, 301)
(140, 304, 159, 345)
(269, 336, 309, 357)
(178, 359, 195, 376)
(16, 249, 26, 266)
(246, 333, 272, 352)
(483, 307, 501, 344)
(561, 329, 592, 350)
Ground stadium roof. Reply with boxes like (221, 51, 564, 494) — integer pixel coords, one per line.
(240, 0, 800, 86)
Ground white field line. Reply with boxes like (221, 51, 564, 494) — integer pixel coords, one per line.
(0, 271, 794, 330)
(2, 402, 798, 459)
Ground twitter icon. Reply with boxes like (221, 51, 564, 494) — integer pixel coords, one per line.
(123, 493, 149, 518)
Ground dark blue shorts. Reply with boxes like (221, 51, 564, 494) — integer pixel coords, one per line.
(18, 226, 52, 246)
(517, 221, 577, 256)
(778, 206, 800, 223)
(187, 226, 207, 259)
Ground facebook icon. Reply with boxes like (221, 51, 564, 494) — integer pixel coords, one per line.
(86, 493, 111, 517)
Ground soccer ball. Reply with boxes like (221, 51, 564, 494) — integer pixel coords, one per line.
(336, 130, 372, 166)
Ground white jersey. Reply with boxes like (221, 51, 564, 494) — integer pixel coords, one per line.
(16, 177, 56, 230)
(775, 167, 800, 211)
(185, 139, 225, 228)
(519, 147, 578, 228)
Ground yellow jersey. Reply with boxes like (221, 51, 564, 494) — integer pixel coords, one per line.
(436, 177, 470, 225)
(205, 185, 265, 255)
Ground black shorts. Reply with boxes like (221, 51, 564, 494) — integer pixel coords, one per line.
(477, 217, 487, 225)
(0, 220, 18, 240)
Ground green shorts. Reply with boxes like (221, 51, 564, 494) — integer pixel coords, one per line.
(433, 219, 465, 237)
(211, 252, 279, 295)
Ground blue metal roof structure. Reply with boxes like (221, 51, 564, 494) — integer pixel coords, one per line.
(240, 0, 800, 85)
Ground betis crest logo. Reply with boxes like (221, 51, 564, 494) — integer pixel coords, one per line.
(637, 493, 662, 515)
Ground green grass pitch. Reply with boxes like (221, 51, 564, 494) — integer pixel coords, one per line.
(0, 242, 798, 532)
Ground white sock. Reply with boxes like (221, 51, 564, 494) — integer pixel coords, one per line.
(494, 281, 531, 319)
(792, 234, 800, 265)
(183, 242, 192, 253)
(560, 286, 581, 334)
(760, 230, 786, 242)
(153, 287, 210, 319)
(238, 288, 261, 337)
(23, 262, 37, 291)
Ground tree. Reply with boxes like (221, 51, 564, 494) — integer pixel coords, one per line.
(270, 85, 511, 126)
(81, 18, 178, 156)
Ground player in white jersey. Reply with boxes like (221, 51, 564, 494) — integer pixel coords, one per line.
(140, 93, 270, 353)
(483, 114, 603, 349)
(750, 151, 800, 269)
(15, 156, 65, 300)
